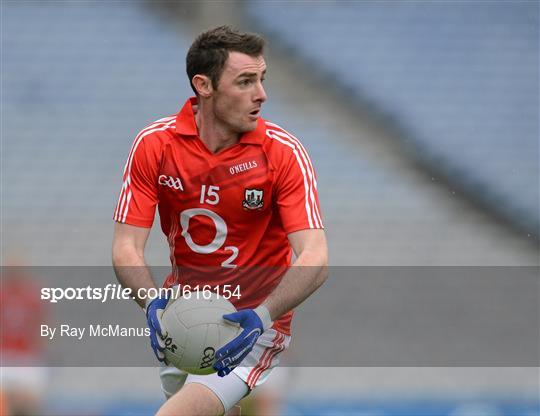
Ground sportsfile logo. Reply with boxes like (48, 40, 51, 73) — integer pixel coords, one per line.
(159, 175, 184, 190)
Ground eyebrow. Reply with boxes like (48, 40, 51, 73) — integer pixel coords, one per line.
(237, 69, 267, 79)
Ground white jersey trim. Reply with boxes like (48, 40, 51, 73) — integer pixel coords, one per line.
(266, 122, 318, 188)
(114, 118, 176, 223)
(265, 123, 322, 228)
(122, 116, 175, 176)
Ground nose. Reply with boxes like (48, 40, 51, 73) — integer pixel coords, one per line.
(254, 81, 267, 103)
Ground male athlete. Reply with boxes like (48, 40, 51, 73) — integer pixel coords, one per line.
(112, 26, 327, 416)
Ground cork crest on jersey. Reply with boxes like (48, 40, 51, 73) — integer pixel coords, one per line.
(242, 189, 264, 210)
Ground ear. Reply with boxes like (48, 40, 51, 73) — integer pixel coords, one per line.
(192, 75, 213, 98)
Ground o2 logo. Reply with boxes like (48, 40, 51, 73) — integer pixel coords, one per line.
(179, 185, 238, 268)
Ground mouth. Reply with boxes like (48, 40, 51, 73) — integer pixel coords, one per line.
(248, 108, 260, 119)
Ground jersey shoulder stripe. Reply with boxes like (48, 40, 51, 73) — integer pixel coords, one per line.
(264, 122, 323, 228)
(114, 118, 176, 223)
(265, 122, 318, 189)
(122, 116, 176, 175)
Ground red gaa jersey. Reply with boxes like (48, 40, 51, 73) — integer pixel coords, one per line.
(0, 272, 46, 360)
(114, 98, 323, 334)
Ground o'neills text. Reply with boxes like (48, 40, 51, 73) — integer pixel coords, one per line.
(229, 160, 257, 175)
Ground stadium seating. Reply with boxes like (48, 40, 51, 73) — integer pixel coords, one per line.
(3, 2, 191, 221)
(3, 2, 193, 264)
(247, 1, 539, 233)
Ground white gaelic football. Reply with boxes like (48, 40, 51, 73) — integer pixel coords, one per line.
(160, 291, 241, 375)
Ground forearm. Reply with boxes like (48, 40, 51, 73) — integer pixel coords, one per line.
(112, 246, 156, 309)
(261, 250, 328, 321)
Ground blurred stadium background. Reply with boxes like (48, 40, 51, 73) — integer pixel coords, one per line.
(1, 1, 538, 415)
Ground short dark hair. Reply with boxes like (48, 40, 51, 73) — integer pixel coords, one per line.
(186, 25, 266, 94)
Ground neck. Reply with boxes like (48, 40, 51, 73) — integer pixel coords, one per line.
(195, 101, 239, 154)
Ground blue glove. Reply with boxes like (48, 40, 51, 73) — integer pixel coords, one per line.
(214, 306, 273, 377)
(145, 293, 170, 363)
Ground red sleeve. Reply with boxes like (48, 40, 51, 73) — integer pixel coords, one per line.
(113, 131, 161, 228)
(274, 141, 324, 233)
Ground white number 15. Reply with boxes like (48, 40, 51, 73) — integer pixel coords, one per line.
(200, 185, 220, 205)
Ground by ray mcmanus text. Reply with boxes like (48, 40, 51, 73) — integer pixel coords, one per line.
(41, 324, 150, 340)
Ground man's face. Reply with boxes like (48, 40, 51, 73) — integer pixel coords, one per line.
(211, 52, 267, 134)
